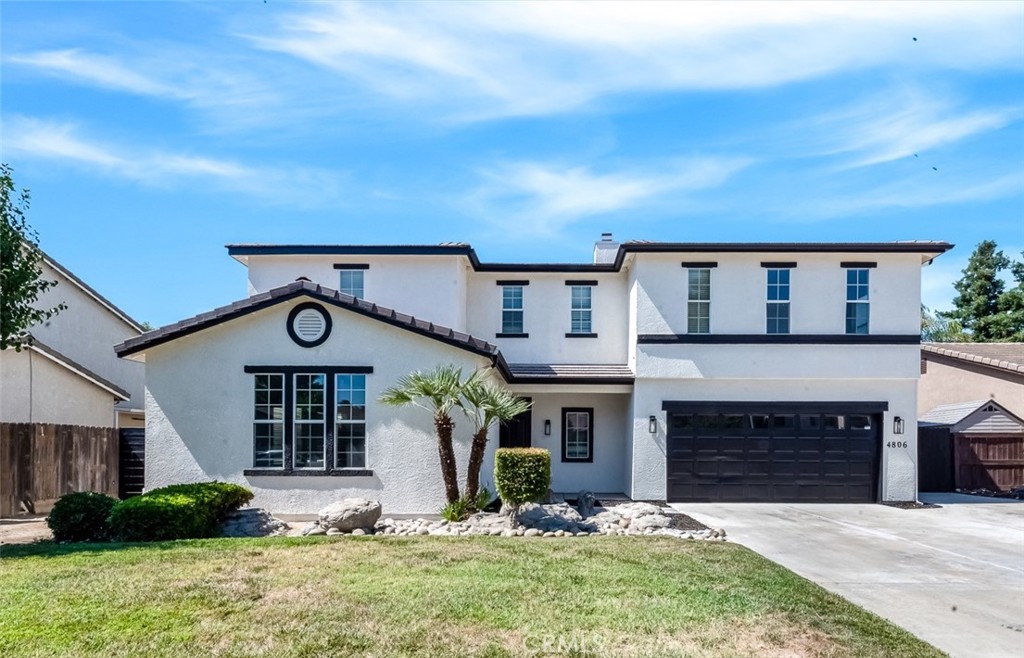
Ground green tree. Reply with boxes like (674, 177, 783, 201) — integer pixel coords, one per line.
(460, 380, 531, 506)
(379, 365, 475, 503)
(994, 254, 1024, 342)
(0, 164, 65, 351)
(921, 305, 970, 342)
(940, 241, 1012, 342)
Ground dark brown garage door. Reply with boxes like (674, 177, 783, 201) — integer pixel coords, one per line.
(665, 402, 883, 503)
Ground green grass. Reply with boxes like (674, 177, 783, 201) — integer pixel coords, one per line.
(0, 536, 943, 657)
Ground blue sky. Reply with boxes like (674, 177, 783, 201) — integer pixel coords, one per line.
(2, 1, 1022, 327)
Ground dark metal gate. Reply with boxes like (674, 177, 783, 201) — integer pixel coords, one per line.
(118, 428, 145, 499)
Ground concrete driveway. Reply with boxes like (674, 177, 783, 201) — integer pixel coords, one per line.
(671, 494, 1024, 658)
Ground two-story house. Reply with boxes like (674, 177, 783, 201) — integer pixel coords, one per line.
(115, 235, 952, 513)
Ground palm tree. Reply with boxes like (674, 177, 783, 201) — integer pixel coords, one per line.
(461, 380, 532, 505)
(379, 365, 476, 504)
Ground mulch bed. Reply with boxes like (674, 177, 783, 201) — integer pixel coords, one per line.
(882, 501, 942, 510)
(664, 512, 709, 531)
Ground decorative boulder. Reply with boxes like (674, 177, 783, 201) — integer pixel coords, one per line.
(318, 499, 382, 532)
(614, 502, 662, 520)
(631, 514, 672, 532)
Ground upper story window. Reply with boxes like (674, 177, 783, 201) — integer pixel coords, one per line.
(766, 269, 791, 334)
(845, 269, 870, 334)
(501, 285, 524, 334)
(338, 269, 364, 298)
(570, 286, 592, 334)
(687, 268, 711, 334)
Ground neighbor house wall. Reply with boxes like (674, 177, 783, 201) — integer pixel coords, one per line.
(0, 349, 115, 427)
(142, 297, 496, 515)
(919, 357, 1024, 419)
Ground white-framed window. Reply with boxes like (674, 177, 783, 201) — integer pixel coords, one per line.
(335, 374, 367, 468)
(687, 268, 711, 334)
(253, 374, 284, 468)
(338, 269, 364, 298)
(766, 269, 791, 334)
(845, 269, 870, 335)
(293, 373, 326, 469)
(502, 285, 524, 334)
(562, 408, 593, 462)
(570, 286, 592, 334)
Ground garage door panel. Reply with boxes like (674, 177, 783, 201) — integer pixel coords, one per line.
(667, 407, 880, 503)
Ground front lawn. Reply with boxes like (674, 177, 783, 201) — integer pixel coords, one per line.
(0, 537, 942, 657)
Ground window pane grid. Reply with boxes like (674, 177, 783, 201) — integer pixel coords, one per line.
(766, 269, 791, 334)
(335, 374, 367, 468)
(845, 269, 870, 334)
(687, 269, 711, 333)
(502, 286, 524, 333)
(253, 374, 284, 468)
(293, 374, 326, 469)
(338, 270, 364, 298)
(565, 411, 590, 460)
(569, 286, 592, 333)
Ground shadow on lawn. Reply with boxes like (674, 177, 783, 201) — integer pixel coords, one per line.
(0, 535, 310, 560)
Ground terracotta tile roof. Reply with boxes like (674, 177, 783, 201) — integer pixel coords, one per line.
(922, 342, 1024, 375)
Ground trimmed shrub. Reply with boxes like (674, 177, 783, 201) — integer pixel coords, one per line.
(108, 482, 253, 542)
(494, 448, 551, 510)
(47, 491, 118, 542)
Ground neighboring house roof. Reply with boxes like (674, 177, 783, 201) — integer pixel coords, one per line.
(28, 336, 130, 400)
(919, 399, 1024, 433)
(921, 343, 1024, 376)
(505, 363, 635, 385)
(226, 240, 954, 271)
(41, 250, 145, 333)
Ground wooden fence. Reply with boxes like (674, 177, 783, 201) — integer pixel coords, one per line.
(955, 433, 1024, 492)
(0, 423, 119, 517)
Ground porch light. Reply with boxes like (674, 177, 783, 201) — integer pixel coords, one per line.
(893, 416, 905, 434)
(649, 415, 658, 434)
(544, 419, 551, 436)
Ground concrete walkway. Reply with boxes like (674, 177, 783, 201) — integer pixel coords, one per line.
(671, 494, 1024, 658)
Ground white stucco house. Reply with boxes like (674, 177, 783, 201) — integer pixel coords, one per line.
(0, 252, 145, 429)
(115, 235, 952, 514)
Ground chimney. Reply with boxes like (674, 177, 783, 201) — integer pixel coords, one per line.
(593, 232, 619, 264)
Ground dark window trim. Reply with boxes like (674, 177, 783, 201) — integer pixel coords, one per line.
(496, 332, 530, 338)
(497, 280, 530, 286)
(662, 401, 889, 413)
(332, 263, 371, 270)
(565, 280, 599, 286)
(245, 365, 374, 374)
(565, 332, 598, 338)
(561, 407, 594, 463)
(761, 262, 797, 268)
(286, 302, 333, 348)
(637, 334, 919, 345)
(841, 262, 877, 268)
(244, 469, 374, 477)
(681, 261, 718, 268)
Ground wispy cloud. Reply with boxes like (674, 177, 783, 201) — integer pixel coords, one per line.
(2, 116, 346, 206)
(467, 157, 750, 236)
(7, 49, 182, 98)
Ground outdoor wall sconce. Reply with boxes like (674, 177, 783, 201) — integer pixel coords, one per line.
(649, 415, 658, 434)
(544, 419, 551, 436)
(893, 416, 905, 434)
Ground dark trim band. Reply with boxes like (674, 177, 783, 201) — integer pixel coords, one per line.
(497, 280, 530, 286)
(761, 262, 797, 268)
(244, 365, 374, 374)
(243, 469, 374, 478)
(332, 263, 370, 270)
(286, 302, 332, 348)
(637, 334, 920, 345)
(661, 401, 890, 413)
(496, 332, 530, 338)
(841, 262, 877, 268)
(565, 333, 598, 338)
(565, 280, 599, 286)
(681, 262, 718, 268)
(509, 376, 634, 385)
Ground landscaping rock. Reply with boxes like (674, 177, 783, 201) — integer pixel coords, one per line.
(326, 528, 344, 536)
(318, 499, 382, 532)
(614, 502, 662, 520)
(303, 524, 327, 536)
(632, 514, 672, 532)
(220, 508, 290, 538)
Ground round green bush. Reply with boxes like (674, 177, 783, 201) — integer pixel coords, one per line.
(107, 482, 254, 542)
(494, 448, 551, 509)
(47, 491, 118, 542)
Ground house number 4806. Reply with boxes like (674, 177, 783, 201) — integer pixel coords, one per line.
(886, 441, 908, 449)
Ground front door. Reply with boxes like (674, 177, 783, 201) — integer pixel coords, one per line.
(499, 399, 532, 448)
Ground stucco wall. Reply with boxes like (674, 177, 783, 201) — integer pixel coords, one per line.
(465, 272, 629, 364)
(0, 349, 115, 426)
(143, 296, 496, 514)
(30, 260, 144, 410)
(515, 391, 629, 494)
(630, 378, 919, 502)
(919, 357, 1024, 419)
(633, 252, 923, 336)
(244, 255, 469, 331)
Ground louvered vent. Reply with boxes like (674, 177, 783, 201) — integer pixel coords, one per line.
(294, 308, 327, 341)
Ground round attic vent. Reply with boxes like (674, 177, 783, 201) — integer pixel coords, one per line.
(287, 302, 332, 348)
